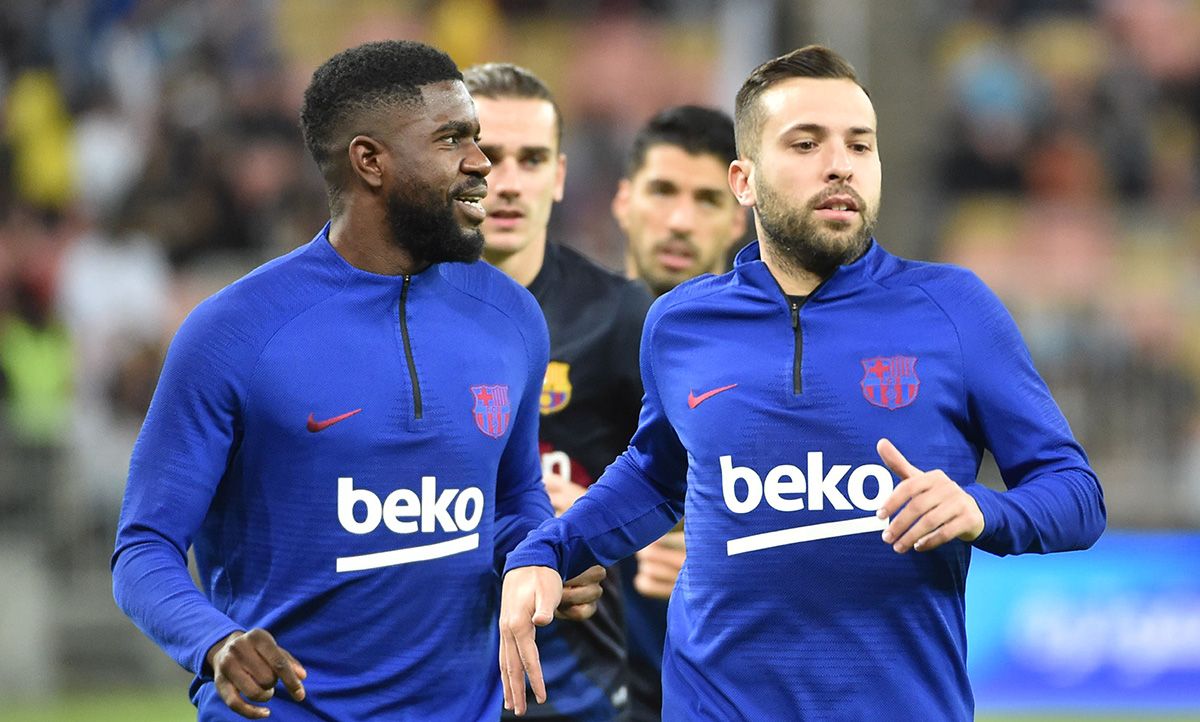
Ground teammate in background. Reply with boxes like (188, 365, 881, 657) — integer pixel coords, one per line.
(615, 106, 747, 299)
(111, 40, 602, 721)
(466, 62, 652, 722)
(499, 45, 1106, 721)
(609, 105, 745, 722)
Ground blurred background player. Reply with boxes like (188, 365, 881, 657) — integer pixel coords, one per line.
(466, 62, 652, 722)
(110, 40, 604, 721)
(610, 104, 745, 722)
(615, 105, 746, 301)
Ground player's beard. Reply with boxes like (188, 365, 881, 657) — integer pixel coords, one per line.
(385, 180, 486, 266)
(755, 180, 877, 280)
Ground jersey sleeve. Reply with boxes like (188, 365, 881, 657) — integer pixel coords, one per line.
(933, 271, 1106, 556)
(505, 300, 687, 580)
(110, 299, 248, 676)
(492, 301, 555, 575)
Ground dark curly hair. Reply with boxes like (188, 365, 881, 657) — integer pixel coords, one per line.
(624, 105, 736, 178)
(300, 40, 462, 198)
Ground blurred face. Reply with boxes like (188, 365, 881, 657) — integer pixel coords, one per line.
(475, 96, 564, 261)
(731, 77, 881, 278)
(377, 80, 492, 265)
(614, 144, 746, 296)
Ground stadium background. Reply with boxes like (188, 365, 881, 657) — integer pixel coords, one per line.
(0, 0, 1197, 719)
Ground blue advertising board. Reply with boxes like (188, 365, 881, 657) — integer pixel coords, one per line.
(966, 531, 1200, 712)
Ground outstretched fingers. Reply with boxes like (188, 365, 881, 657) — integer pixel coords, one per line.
(499, 567, 563, 714)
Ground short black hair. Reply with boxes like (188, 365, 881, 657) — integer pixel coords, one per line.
(734, 45, 866, 160)
(300, 40, 462, 185)
(462, 62, 563, 149)
(624, 105, 736, 178)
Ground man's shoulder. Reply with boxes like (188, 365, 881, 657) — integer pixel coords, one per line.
(545, 243, 651, 303)
(441, 257, 537, 306)
(873, 252, 990, 300)
(439, 260, 547, 338)
(648, 268, 734, 320)
(180, 240, 343, 353)
(201, 239, 323, 305)
(871, 250, 1008, 328)
(552, 243, 630, 284)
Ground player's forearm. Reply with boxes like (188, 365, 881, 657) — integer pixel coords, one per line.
(112, 538, 242, 674)
(505, 453, 682, 579)
(965, 467, 1105, 555)
(493, 485, 555, 575)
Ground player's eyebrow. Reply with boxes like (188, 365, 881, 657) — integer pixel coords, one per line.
(432, 119, 478, 138)
(478, 144, 553, 161)
(695, 187, 727, 205)
(781, 123, 876, 138)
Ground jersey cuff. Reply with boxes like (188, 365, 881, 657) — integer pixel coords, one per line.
(962, 482, 1003, 552)
(503, 538, 563, 577)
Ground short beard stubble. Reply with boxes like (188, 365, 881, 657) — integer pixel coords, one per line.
(755, 180, 877, 281)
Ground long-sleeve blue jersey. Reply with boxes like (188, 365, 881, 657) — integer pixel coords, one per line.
(113, 225, 553, 721)
(506, 240, 1106, 721)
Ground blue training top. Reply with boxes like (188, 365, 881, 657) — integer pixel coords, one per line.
(506, 239, 1106, 722)
(113, 224, 553, 721)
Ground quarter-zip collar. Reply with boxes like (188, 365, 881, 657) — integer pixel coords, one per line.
(732, 238, 893, 304)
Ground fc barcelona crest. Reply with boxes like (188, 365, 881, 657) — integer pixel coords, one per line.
(471, 384, 511, 438)
(860, 356, 920, 410)
(540, 361, 572, 415)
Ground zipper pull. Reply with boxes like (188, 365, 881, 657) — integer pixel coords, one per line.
(790, 301, 800, 329)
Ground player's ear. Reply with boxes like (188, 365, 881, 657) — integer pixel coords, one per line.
(611, 178, 632, 230)
(553, 153, 567, 202)
(729, 159, 756, 208)
(348, 135, 387, 190)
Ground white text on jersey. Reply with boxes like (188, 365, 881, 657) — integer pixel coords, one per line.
(335, 476, 483, 571)
(721, 453, 892, 555)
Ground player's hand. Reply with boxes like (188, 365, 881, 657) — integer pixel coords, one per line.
(206, 628, 307, 719)
(556, 565, 605, 621)
(499, 566, 563, 715)
(542, 471, 587, 515)
(874, 438, 985, 554)
(634, 530, 685, 599)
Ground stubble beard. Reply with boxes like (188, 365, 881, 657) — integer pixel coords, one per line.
(385, 183, 485, 267)
(755, 180, 877, 281)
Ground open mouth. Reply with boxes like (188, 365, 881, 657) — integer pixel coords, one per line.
(454, 194, 487, 223)
(815, 193, 860, 213)
(452, 183, 488, 223)
(813, 191, 861, 224)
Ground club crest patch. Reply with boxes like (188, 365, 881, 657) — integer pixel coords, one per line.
(540, 361, 572, 415)
(860, 356, 920, 410)
(471, 384, 511, 438)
